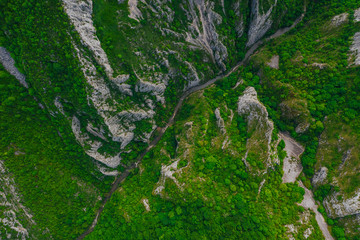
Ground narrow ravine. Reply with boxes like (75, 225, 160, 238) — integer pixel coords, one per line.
(77, 5, 307, 240)
(281, 132, 334, 240)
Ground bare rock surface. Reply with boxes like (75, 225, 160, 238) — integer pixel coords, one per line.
(128, 0, 143, 21)
(354, 8, 360, 22)
(214, 108, 226, 134)
(62, 0, 118, 79)
(184, 0, 228, 70)
(267, 55, 279, 69)
(349, 32, 360, 66)
(154, 159, 185, 196)
(247, 0, 277, 46)
(285, 210, 313, 240)
(0, 160, 35, 240)
(237, 87, 273, 138)
(323, 190, 360, 218)
(311, 63, 328, 69)
(238, 87, 275, 169)
(0, 47, 28, 88)
(142, 198, 150, 211)
(331, 13, 349, 26)
(233, 1, 245, 37)
(312, 167, 328, 188)
(71, 116, 122, 168)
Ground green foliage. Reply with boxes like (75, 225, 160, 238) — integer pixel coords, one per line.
(0, 67, 109, 238)
(314, 184, 332, 202)
(84, 79, 324, 240)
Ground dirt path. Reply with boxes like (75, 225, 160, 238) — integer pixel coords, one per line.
(77, 5, 307, 239)
(280, 132, 304, 183)
(299, 181, 335, 240)
(280, 132, 334, 240)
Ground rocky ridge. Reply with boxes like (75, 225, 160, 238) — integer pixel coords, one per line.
(56, 0, 292, 171)
(0, 161, 35, 240)
(237, 87, 275, 170)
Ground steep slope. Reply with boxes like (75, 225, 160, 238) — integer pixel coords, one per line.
(85, 73, 327, 239)
(1, 0, 360, 239)
(249, 4, 360, 239)
(0, 0, 304, 174)
(0, 58, 106, 239)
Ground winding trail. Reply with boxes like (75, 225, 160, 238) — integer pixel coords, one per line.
(280, 132, 334, 240)
(77, 6, 307, 240)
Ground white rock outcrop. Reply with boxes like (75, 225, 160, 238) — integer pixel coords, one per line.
(238, 87, 273, 132)
(267, 55, 279, 69)
(354, 8, 360, 22)
(135, 80, 166, 104)
(238, 87, 274, 145)
(184, 0, 228, 70)
(63, 42, 156, 168)
(154, 159, 185, 195)
(128, 0, 143, 21)
(111, 75, 133, 96)
(233, 1, 245, 37)
(0, 161, 35, 240)
(247, 0, 277, 46)
(0, 47, 28, 88)
(331, 13, 349, 26)
(238, 87, 275, 168)
(62, 0, 121, 80)
(349, 32, 360, 66)
(214, 108, 226, 134)
(142, 198, 151, 211)
(324, 190, 360, 218)
(312, 167, 328, 188)
(71, 116, 122, 168)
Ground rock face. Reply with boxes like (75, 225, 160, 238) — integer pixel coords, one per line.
(154, 159, 186, 196)
(214, 108, 226, 134)
(331, 13, 349, 26)
(184, 0, 228, 70)
(128, 0, 143, 21)
(349, 32, 360, 66)
(55, 0, 298, 172)
(280, 133, 333, 240)
(247, 0, 277, 46)
(59, 1, 158, 168)
(238, 87, 275, 169)
(71, 116, 122, 168)
(267, 55, 279, 69)
(0, 47, 28, 88)
(0, 161, 35, 239)
(324, 190, 360, 218)
(312, 167, 328, 188)
(314, 116, 360, 220)
(354, 8, 360, 22)
(62, 0, 117, 79)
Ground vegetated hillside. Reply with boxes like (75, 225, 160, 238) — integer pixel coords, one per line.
(86, 73, 326, 239)
(0, 64, 109, 238)
(0, 0, 303, 174)
(250, 3, 360, 238)
(0, 0, 360, 239)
